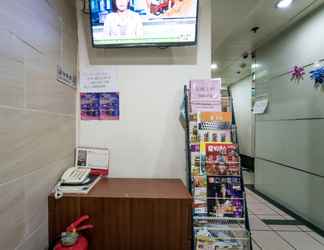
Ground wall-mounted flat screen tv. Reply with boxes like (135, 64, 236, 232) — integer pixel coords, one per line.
(89, 0, 199, 48)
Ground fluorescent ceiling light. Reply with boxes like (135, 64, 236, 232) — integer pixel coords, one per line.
(276, 0, 294, 9)
(251, 63, 260, 69)
(313, 61, 321, 68)
(211, 63, 218, 70)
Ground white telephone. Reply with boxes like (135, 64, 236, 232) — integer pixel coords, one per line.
(54, 167, 91, 199)
(61, 167, 91, 184)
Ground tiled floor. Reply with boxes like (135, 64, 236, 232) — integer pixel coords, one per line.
(245, 187, 324, 250)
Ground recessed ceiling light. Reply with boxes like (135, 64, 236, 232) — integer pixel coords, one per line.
(211, 63, 218, 70)
(276, 0, 294, 9)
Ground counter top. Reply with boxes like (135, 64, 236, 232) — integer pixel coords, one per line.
(50, 178, 192, 199)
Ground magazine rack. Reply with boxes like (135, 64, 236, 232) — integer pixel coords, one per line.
(183, 85, 253, 250)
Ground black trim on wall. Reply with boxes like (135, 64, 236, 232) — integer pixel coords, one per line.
(257, 117, 324, 122)
(240, 154, 255, 171)
(246, 184, 324, 237)
(256, 157, 324, 179)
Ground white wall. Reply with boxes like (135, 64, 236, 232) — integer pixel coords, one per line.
(254, 4, 324, 230)
(76, 0, 211, 183)
(230, 76, 254, 157)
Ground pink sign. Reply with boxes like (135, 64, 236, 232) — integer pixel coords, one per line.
(189, 79, 222, 113)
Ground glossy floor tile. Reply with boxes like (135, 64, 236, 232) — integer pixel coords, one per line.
(245, 184, 324, 249)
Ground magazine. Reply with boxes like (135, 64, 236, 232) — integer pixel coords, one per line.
(199, 112, 232, 123)
(221, 97, 232, 113)
(193, 176, 207, 199)
(227, 163, 241, 176)
(200, 129, 232, 143)
(190, 121, 200, 143)
(205, 143, 240, 164)
(191, 144, 201, 176)
(207, 177, 242, 199)
(193, 201, 208, 217)
(206, 162, 240, 176)
(199, 121, 232, 130)
(207, 198, 244, 218)
(206, 176, 243, 218)
(195, 230, 242, 250)
(194, 176, 207, 188)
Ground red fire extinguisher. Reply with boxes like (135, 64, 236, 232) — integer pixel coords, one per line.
(54, 215, 94, 250)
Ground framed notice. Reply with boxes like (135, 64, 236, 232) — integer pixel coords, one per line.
(253, 96, 269, 114)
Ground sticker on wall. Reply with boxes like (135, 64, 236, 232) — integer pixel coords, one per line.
(80, 92, 119, 121)
(57, 65, 77, 88)
(310, 66, 324, 88)
(289, 65, 305, 83)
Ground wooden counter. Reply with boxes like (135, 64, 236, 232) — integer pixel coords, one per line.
(49, 178, 192, 250)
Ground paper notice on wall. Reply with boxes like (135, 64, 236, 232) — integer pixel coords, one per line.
(80, 92, 119, 120)
(189, 79, 222, 113)
(80, 67, 119, 121)
(80, 67, 117, 93)
(99, 92, 119, 120)
(253, 97, 269, 114)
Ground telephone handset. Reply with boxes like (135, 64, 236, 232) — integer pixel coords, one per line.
(61, 167, 91, 185)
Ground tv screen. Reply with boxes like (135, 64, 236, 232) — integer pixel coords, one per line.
(89, 0, 199, 48)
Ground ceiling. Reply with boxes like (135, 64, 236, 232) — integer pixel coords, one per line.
(211, 0, 324, 85)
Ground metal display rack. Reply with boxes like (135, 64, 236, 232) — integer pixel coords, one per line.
(183, 85, 253, 250)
